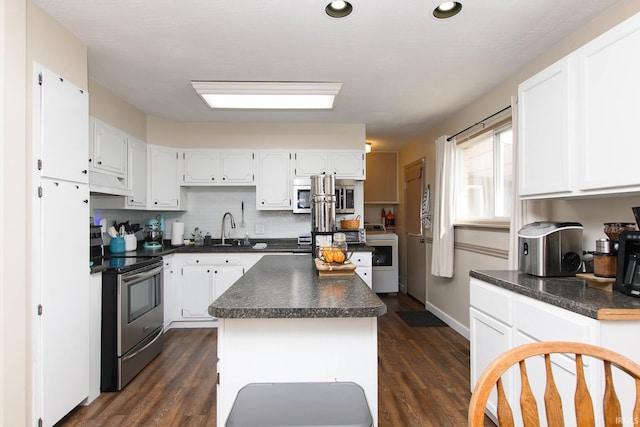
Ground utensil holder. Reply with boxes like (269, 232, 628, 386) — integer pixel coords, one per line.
(109, 236, 125, 254)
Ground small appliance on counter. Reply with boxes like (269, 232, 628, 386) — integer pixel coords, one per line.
(90, 225, 103, 266)
(143, 218, 163, 250)
(518, 221, 583, 277)
(614, 207, 640, 297)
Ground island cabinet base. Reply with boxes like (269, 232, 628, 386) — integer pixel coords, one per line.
(217, 317, 379, 427)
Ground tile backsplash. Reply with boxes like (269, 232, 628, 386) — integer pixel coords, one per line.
(92, 186, 313, 242)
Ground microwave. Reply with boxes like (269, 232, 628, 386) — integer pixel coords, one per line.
(292, 178, 355, 214)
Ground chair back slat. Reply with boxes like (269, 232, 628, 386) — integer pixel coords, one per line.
(543, 354, 564, 426)
(603, 361, 622, 427)
(575, 354, 595, 427)
(469, 342, 640, 427)
(496, 377, 515, 427)
(519, 360, 541, 427)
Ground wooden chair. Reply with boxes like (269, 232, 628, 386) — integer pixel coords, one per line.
(468, 341, 640, 426)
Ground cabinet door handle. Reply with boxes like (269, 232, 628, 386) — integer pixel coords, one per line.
(83, 199, 89, 204)
(81, 169, 88, 174)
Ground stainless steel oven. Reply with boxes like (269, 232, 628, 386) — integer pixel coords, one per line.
(101, 256, 164, 391)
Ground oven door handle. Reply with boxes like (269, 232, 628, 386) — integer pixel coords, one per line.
(122, 265, 163, 285)
(121, 327, 163, 362)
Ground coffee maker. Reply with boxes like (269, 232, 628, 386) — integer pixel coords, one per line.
(615, 231, 640, 297)
(614, 207, 640, 297)
(310, 174, 336, 254)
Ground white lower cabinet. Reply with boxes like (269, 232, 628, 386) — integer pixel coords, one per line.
(162, 255, 174, 330)
(470, 277, 640, 426)
(173, 255, 244, 325)
(181, 264, 243, 319)
(352, 251, 372, 288)
(87, 272, 102, 405)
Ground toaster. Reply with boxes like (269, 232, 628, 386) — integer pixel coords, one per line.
(518, 222, 583, 277)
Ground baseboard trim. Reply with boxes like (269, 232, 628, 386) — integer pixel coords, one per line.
(425, 302, 470, 341)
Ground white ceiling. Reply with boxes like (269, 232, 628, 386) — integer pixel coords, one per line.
(33, 0, 618, 150)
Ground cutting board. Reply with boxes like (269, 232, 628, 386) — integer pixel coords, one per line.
(576, 273, 615, 292)
(314, 258, 356, 276)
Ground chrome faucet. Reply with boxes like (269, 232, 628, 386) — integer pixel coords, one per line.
(221, 212, 236, 245)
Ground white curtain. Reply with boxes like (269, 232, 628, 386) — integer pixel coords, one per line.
(431, 135, 457, 278)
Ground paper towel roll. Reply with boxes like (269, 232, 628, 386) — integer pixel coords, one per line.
(171, 222, 185, 246)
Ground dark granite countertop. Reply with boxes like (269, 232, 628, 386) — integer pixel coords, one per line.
(470, 270, 640, 320)
(209, 254, 387, 319)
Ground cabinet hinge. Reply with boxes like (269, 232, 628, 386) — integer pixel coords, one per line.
(38, 418, 43, 427)
(37, 304, 43, 316)
(38, 73, 42, 86)
(37, 187, 43, 198)
(37, 159, 42, 170)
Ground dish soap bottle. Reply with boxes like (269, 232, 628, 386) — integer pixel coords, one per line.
(243, 231, 251, 247)
(381, 208, 386, 225)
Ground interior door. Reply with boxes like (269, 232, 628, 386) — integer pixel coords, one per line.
(405, 159, 427, 303)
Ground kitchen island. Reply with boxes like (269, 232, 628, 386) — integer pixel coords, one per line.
(209, 254, 386, 427)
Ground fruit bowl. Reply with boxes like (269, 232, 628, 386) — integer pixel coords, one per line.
(316, 247, 353, 265)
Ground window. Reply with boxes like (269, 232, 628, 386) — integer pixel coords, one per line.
(455, 124, 513, 222)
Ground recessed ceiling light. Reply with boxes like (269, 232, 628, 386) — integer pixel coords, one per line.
(326, 1, 353, 18)
(191, 81, 343, 110)
(433, 1, 462, 19)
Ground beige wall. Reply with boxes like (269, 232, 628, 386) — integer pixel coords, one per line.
(398, 0, 640, 330)
(147, 116, 365, 150)
(3, 2, 89, 425)
(2, 0, 27, 425)
(89, 80, 147, 141)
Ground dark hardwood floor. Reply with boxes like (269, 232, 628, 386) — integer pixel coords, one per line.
(57, 293, 493, 426)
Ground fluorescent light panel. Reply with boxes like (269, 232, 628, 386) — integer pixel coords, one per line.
(192, 81, 342, 110)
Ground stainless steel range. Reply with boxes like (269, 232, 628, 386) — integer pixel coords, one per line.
(101, 256, 164, 391)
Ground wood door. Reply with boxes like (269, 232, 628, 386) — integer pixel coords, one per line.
(404, 159, 427, 303)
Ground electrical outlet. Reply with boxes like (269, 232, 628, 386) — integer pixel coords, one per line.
(255, 224, 265, 235)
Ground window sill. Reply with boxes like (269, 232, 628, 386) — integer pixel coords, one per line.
(454, 221, 510, 231)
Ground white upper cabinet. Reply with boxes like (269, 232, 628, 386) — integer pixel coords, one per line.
(127, 137, 147, 208)
(89, 117, 128, 178)
(575, 13, 640, 194)
(518, 12, 640, 199)
(183, 150, 219, 183)
(330, 151, 366, 179)
(37, 66, 89, 184)
(256, 151, 292, 210)
(293, 150, 365, 179)
(518, 57, 575, 198)
(148, 144, 186, 210)
(182, 150, 254, 185)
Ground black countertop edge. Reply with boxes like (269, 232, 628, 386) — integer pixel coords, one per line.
(469, 270, 640, 319)
(90, 239, 373, 274)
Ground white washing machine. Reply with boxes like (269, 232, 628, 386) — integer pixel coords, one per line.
(365, 225, 399, 293)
